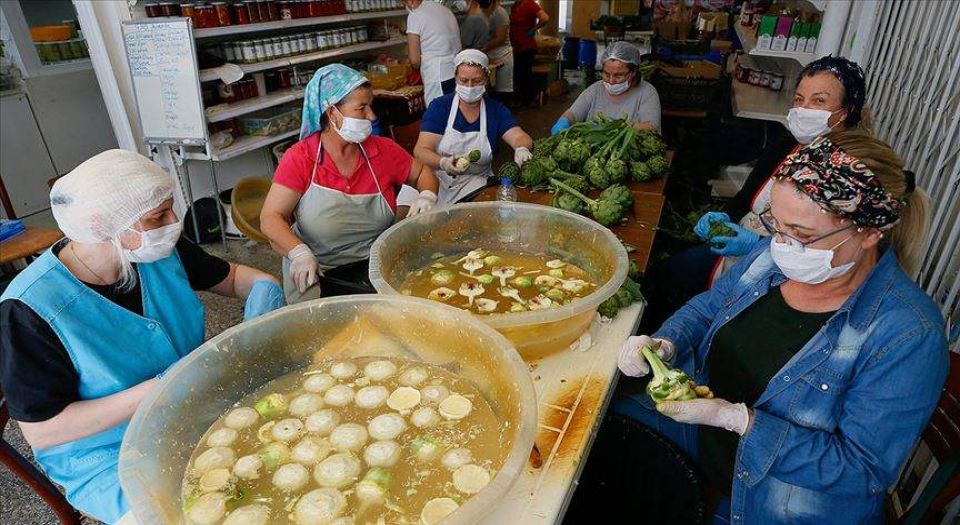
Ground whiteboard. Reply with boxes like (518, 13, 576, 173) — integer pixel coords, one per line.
(122, 18, 206, 145)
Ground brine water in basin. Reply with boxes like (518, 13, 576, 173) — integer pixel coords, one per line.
(118, 295, 536, 525)
(369, 202, 629, 360)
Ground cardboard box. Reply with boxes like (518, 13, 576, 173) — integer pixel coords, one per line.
(655, 59, 722, 80)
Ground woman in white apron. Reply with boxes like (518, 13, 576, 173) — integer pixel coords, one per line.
(403, 0, 462, 106)
(260, 64, 439, 302)
(485, 0, 514, 100)
(398, 49, 534, 209)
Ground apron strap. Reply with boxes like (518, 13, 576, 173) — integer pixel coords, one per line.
(310, 135, 388, 204)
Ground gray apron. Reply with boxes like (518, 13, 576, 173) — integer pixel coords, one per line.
(282, 139, 395, 303)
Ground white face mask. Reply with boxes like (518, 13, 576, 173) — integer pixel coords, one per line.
(786, 107, 842, 144)
(332, 107, 372, 144)
(769, 235, 856, 284)
(124, 221, 182, 263)
(456, 84, 485, 103)
(604, 80, 631, 96)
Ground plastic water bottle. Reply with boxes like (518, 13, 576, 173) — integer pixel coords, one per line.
(497, 177, 517, 202)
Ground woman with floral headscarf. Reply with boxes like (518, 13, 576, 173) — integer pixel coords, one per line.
(261, 64, 439, 303)
(614, 132, 947, 524)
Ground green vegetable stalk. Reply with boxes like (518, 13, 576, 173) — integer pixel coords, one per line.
(642, 345, 697, 403)
(550, 178, 625, 226)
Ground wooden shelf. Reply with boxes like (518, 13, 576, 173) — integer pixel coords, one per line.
(734, 21, 817, 66)
(205, 87, 306, 122)
(192, 10, 406, 39)
(199, 38, 405, 82)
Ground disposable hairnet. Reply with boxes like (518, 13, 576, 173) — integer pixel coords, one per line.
(50, 149, 174, 244)
(601, 41, 641, 66)
(455, 49, 489, 69)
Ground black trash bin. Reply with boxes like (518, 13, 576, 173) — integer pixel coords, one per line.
(563, 414, 707, 524)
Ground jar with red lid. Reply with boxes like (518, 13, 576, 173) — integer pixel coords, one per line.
(144, 3, 161, 17)
(242, 79, 259, 99)
(244, 0, 262, 23)
(197, 4, 217, 28)
(230, 2, 249, 24)
(211, 2, 231, 26)
(265, 0, 281, 21)
(159, 2, 180, 16)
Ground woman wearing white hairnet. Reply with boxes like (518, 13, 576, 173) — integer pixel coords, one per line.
(398, 49, 534, 208)
(551, 41, 661, 135)
(0, 149, 282, 524)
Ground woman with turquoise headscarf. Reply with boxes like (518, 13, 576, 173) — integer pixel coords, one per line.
(0, 149, 283, 524)
(261, 64, 439, 303)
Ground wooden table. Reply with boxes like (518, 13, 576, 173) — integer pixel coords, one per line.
(472, 183, 666, 274)
(478, 303, 644, 524)
(0, 227, 62, 264)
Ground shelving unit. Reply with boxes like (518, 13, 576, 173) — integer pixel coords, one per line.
(208, 129, 300, 161)
(193, 9, 406, 39)
(199, 38, 406, 81)
(730, 56, 800, 124)
(734, 22, 816, 66)
(205, 86, 306, 122)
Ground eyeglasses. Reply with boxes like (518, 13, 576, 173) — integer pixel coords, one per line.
(601, 70, 632, 82)
(758, 207, 856, 251)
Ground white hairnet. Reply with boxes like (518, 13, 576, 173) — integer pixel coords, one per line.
(51, 149, 174, 244)
(455, 49, 489, 69)
(601, 41, 641, 66)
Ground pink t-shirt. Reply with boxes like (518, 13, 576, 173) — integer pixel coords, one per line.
(273, 133, 413, 211)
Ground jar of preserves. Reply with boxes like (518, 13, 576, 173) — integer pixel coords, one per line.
(279, 68, 293, 88)
(69, 39, 86, 58)
(303, 34, 317, 52)
(244, 0, 262, 23)
(256, 0, 270, 21)
(231, 41, 244, 62)
(159, 2, 180, 16)
(212, 2, 231, 26)
(241, 40, 257, 63)
(759, 70, 772, 88)
(265, 0, 281, 20)
(769, 72, 785, 92)
(144, 3, 161, 17)
(180, 3, 197, 23)
(307, 0, 321, 17)
(197, 4, 218, 28)
(242, 79, 259, 98)
(57, 41, 75, 60)
(297, 34, 309, 52)
(261, 39, 276, 60)
(289, 35, 302, 55)
(222, 42, 237, 61)
(230, 2, 249, 24)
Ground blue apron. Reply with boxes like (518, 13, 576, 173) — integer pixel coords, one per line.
(0, 244, 204, 523)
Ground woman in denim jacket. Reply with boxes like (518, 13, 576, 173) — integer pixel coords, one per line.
(614, 131, 949, 524)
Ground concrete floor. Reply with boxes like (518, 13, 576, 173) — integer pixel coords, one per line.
(1, 92, 572, 524)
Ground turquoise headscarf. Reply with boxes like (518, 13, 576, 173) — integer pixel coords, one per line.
(299, 64, 368, 139)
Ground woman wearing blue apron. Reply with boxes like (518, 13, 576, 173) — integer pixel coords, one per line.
(260, 64, 439, 303)
(0, 150, 284, 524)
(397, 49, 534, 210)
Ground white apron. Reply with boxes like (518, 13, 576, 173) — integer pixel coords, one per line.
(421, 53, 456, 106)
(282, 139, 395, 303)
(488, 45, 514, 92)
(399, 95, 495, 207)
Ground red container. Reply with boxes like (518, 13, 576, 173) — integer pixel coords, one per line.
(231, 2, 249, 24)
(244, 0, 262, 23)
(256, 0, 270, 22)
(265, 0, 281, 21)
(181, 3, 197, 23)
(144, 3, 161, 17)
(307, 0, 322, 17)
(159, 2, 181, 16)
(240, 79, 258, 99)
(212, 2, 231, 26)
(279, 68, 293, 88)
(196, 4, 217, 28)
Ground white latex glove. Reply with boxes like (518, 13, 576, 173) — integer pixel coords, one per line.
(514, 146, 533, 166)
(617, 336, 676, 377)
(439, 155, 467, 175)
(287, 243, 321, 294)
(657, 398, 751, 436)
(408, 190, 438, 216)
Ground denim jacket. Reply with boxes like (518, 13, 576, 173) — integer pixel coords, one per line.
(654, 240, 948, 524)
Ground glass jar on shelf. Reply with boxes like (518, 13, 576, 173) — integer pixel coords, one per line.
(230, 2, 249, 24)
(244, 0, 262, 23)
(197, 4, 218, 28)
(266, 0, 281, 21)
(158, 2, 180, 16)
(212, 2, 232, 26)
(144, 3, 161, 17)
(180, 3, 197, 24)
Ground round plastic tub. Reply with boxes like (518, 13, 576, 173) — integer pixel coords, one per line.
(230, 176, 272, 243)
(119, 295, 536, 525)
(369, 202, 629, 360)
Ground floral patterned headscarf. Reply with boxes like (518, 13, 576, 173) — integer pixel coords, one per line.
(774, 136, 908, 229)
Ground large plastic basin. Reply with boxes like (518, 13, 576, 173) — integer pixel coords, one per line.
(369, 202, 628, 360)
(118, 295, 537, 525)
